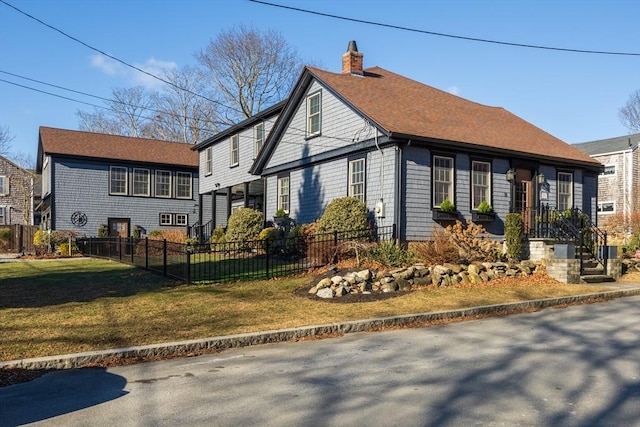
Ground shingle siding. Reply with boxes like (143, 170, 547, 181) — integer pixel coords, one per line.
(0, 156, 35, 225)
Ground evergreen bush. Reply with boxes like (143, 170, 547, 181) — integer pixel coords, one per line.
(316, 197, 369, 235)
(224, 208, 264, 244)
(505, 213, 523, 261)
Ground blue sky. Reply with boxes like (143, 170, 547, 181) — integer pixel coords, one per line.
(1, 0, 639, 164)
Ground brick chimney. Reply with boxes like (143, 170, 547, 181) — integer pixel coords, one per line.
(342, 40, 363, 75)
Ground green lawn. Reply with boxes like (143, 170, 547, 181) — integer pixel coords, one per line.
(0, 258, 612, 362)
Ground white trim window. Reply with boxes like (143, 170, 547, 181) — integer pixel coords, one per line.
(132, 168, 150, 196)
(433, 155, 454, 207)
(557, 172, 573, 211)
(175, 213, 188, 226)
(155, 170, 172, 198)
(0, 176, 8, 196)
(348, 158, 365, 203)
(277, 176, 290, 213)
(176, 172, 192, 199)
(254, 122, 265, 159)
(109, 166, 128, 195)
(230, 134, 239, 167)
(600, 164, 616, 177)
(306, 92, 321, 137)
(597, 201, 615, 214)
(0, 206, 6, 225)
(205, 147, 213, 176)
(159, 213, 173, 226)
(471, 161, 491, 209)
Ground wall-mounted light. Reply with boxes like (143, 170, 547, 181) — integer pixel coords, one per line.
(506, 168, 515, 183)
(537, 173, 545, 184)
(214, 183, 221, 188)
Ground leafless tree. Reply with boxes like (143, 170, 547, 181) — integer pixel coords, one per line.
(619, 89, 640, 133)
(196, 25, 304, 125)
(0, 125, 15, 156)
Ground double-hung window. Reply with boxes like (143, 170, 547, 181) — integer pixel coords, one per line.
(471, 161, 491, 209)
(0, 176, 8, 196)
(277, 176, 290, 213)
(557, 172, 573, 211)
(433, 156, 454, 207)
(155, 170, 171, 198)
(600, 165, 615, 177)
(254, 122, 265, 159)
(0, 206, 6, 225)
(348, 158, 365, 203)
(176, 172, 192, 199)
(205, 147, 212, 176)
(110, 166, 128, 195)
(132, 169, 150, 196)
(306, 92, 321, 137)
(230, 134, 239, 167)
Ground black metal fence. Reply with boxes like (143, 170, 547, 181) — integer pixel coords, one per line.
(77, 224, 396, 284)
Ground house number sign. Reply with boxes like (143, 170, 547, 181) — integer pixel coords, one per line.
(71, 211, 88, 227)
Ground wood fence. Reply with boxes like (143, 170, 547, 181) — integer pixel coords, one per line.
(0, 224, 38, 253)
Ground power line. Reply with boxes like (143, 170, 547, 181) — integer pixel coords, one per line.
(249, 0, 640, 57)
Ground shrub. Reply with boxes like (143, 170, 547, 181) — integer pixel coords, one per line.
(224, 208, 264, 245)
(316, 197, 369, 235)
(209, 226, 226, 243)
(505, 213, 523, 261)
(477, 200, 493, 213)
(258, 227, 279, 251)
(411, 228, 460, 266)
(439, 198, 456, 212)
(0, 227, 11, 252)
(367, 240, 414, 268)
(98, 224, 108, 238)
(148, 229, 187, 243)
(446, 220, 501, 262)
(33, 229, 51, 254)
(132, 225, 142, 239)
(56, 241, 79, 256)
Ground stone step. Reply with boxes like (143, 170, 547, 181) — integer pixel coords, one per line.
(581, 267, 605, 275)
(580, 274, 616, 284)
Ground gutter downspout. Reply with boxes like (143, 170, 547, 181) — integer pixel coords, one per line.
(394, 143, 403, 243)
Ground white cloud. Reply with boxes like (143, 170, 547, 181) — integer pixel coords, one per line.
(90, 54, 122, 76)
(448, 86, 461, 96)
(90, 54, 178, 89)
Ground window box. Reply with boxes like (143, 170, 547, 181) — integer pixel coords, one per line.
(472, 211, 496, 222)
(432, 210, 459, 221)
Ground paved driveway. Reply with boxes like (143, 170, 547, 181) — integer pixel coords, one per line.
(2, 295, 639, 427)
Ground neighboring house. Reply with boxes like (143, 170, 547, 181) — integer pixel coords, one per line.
(193, 101, 284, 229)
(36, 127, 202, 238)
(573, 133, 640, 223)
(0, 155, 37, 226)
(197, 41, 602, 242)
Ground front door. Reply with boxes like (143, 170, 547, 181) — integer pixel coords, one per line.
(108, 218, 130, 238)
(514, 169, 533, 234)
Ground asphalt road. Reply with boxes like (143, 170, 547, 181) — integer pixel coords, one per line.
(2, 295, 639, 427)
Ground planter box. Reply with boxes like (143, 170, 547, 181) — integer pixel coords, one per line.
(432, 210, 459, 221)
(472, 212, 496, 222)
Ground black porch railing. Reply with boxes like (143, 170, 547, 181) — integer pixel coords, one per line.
(188, 220, 213, 242)
(77, 224, 396, 284)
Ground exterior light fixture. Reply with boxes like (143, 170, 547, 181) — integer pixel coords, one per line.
(506, 168, 515, 183)
(537, 173, 545, 184)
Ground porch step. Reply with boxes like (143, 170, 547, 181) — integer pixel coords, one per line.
(580, 274, 616, 284)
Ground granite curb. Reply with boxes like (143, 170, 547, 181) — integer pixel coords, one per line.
(3, 287, 640, 371)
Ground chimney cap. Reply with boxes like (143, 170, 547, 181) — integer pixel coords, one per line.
(346, 40, 358, 53)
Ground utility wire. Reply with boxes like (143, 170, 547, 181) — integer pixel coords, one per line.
(250, 0, 640, 56)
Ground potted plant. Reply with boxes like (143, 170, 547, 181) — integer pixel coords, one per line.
(273, 208, 288, 226)
(433, 199, 458, 221)
(472, 200, 496, 222)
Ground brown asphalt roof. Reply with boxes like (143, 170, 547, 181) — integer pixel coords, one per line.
(307, 66, 601, 167)
(38, 126, 198, 167)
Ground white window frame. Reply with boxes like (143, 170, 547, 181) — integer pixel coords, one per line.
(254, 122, 265, 159)
(230, 134, 239, 167)
(109, 166, 128, 195)
(600, 164, 616, 177)
(277, 176, 290, 214)
(175, 213, 188, 226)
(205, 147, 213, 176)
(0, 206, 6, 225)
(176, 172, 192, 199)
(0, 176, 8, 196)
(471, 161, 491, 209)
(306, 92, 321, 137)
(557, 172, 573, 211)
(132, 168, 150, 196)
(155, 170, 172, 198)
(433, 155, 454, 207)
(159, 213, 173, 226)
(348, 158, 365, 203)
(597, 201, 616, 214)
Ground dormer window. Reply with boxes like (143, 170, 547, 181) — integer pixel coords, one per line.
(306, 92, 321, 137)
(230, 134, 239, 167)
(254, 122, 265, 159)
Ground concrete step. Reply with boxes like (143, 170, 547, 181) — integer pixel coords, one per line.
(581, 274, 616, 284)
(581, 267, 605, 276)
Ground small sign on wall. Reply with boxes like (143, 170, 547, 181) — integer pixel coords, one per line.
(540, 190, 548, 201)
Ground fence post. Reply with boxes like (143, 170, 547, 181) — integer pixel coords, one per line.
(130, 237, 134, 263)
(163, 239, 167, 277)
(186, 248, 191, 284)
(118, 236, 122, 261)
(145, 237, 149, 270)
(265, 239, 270, 280)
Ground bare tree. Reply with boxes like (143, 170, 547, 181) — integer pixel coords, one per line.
(196, 25, 304, 125)
(0, 125, 15, 156)
(619, 89, 640, 133)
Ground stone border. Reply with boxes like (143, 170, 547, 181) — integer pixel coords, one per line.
(3, 287, 640, 370)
